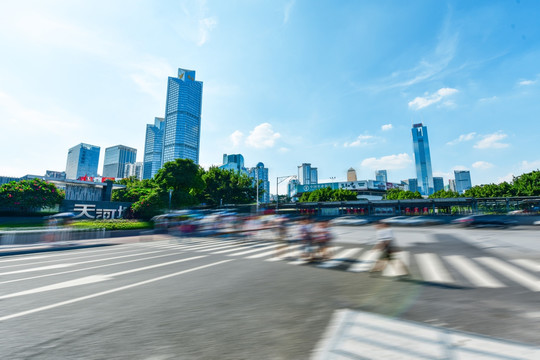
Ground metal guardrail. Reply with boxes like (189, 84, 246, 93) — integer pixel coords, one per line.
(0, 228, 107, 246)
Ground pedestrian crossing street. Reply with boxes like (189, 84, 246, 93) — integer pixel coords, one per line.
(134, 237, 540, 292)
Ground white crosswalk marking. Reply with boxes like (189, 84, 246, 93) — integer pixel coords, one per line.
(210, 243, 262, 254)
(444, 255, 505, 288)
(347, 250, 381, 272)
(415, 253, 454, 284)
(266, 247, 303, 262)
(245, 245, 302, 259)
(381, 252, 409, 277)
(476, 257, 540, 292)
(510, 259, 540, 272)
(227, 244, 277, 257)
(318, 248, 361, 269)
(288, 247, 343, 265)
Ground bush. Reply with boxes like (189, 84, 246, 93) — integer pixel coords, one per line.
(69, 219, 153, 231)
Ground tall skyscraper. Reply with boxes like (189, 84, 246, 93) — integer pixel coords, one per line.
(143, 117, 165, 180)
(220, 154, 246, 173)
(402, 178, 419, 193)
(433, 177, 444, 193)
(411, 123, 434, 195)
(449, 179, 457, 192)
(162, 68, 203, 165)
(298, 163, 318, 185)
(347, 168, 357, 181)
(375, 170, 387, 183)
(249, 162, 270, 203)
(454, 170, 472, 194)
(65, 143, 100, 180)
(103, 145, 137, 179)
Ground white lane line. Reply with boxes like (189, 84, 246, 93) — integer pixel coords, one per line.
(227, 244, 277, 257)
(318, 248, 361, 269)
(187, 241, 248, 252)
(510, 259, 540, 272)
(347, 250, 380, 273)
(476, 257, 540, 292)
(0, 255, 48, 263)
(0, 259, 233, 322)
(0, 255, 205, 300)
(0, 250, 167, 276)
(415, 253, 454, 284)
(444, 255, 505, 288)
(0, 247, 148, 270)
(245, 245, 302, 259)
(0, 252, 183, 285)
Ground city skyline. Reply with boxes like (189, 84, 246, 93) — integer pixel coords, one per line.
(1, 1, 540, 195)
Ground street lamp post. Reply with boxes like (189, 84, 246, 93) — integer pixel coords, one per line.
(276, 175, 297, 214)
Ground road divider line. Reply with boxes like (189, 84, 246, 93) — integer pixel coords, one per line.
(0, 252, 184, 285)
(0, 259, 234, 322)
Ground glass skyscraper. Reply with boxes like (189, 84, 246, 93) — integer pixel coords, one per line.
(143, 117, 165, 180)
(298, 163, 318, 185)
(65, 143, 100, 180)
(220, 154, 246, 173)
(411, 123, 434, 195)
(375, 170, 388, 183)
(249, 162, 270, 204)
(162, 68, 203, 165)
(102, 145, 137, 179)
(454, 170, 472, 194)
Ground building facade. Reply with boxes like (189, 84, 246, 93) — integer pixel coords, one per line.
(347, 168, 357, 182)
(124, 162, 143, 180)
(454, 170, 472, 194)
(143, 117, 165, 180)
(433, 177, 444, 193)
(249, 162, 270, 204)
(375, 170, 388, 183)
(402, 178, 419, 193)
(102, 145, 137, 179)
(449, 179, 457, 192)
(65, 143, 100, 180)
(411, 123, 434, 195)
(220, 154, 246, 173)
(298, 163, 318, 185)
(162, 68, 203, 166)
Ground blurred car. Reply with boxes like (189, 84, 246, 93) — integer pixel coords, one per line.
(381, 216, 443, 226)
(330, 216, 370, 226)
(452, 215, 518, 228)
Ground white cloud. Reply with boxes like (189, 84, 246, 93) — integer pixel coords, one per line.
(245, 123, 281, 149)
(472, 161, 494, 170)
(433, 171, 452, 182)
(479, 96, 498, 103)
(361, 153, 413, 170)
(177, 0, 218, 46)
(518, 79, 535, 86)
(446, 132, 476, 145)
(344, 135, 376, 147)
(497, 173, 514, 184)
(452, 165, 469, 171)
(381, 124, 393, 131)
(283, 0, 296, 24)
(129, 58, 175, 101)
(197, 17, 218, 46)
(278, 147, 290, 153)
(230, 130, 244, 147)
(520, 160, 540, 172)
(474, 132, 509, 149)
(408, 87, 458, 110)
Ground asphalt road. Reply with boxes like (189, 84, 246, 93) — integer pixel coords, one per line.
(0, 226, 539, 359)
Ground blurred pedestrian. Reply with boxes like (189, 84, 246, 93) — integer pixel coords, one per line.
(369, 222, 409, 276)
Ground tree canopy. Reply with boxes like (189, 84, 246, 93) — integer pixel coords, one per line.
(0, 179, 64, 212)
(298, 187, 357, 202)
(385, 188, 423, 200)
(199, 166, 258, 206)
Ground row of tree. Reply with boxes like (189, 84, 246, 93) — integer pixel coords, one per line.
(298, 187, 358, 202)
(112, 159, 260, 219)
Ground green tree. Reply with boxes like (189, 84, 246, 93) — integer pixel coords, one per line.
(512, 170, 540, 196)
(429, 189, 460, 198)
(154, 159, 205, 207)
(330, 188, 358, 201)
(0, 179, 64, 212)
(199, 167, 257, 206)
(386, 188, 422, 200)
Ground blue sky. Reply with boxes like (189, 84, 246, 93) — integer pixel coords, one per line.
(1, 0, 539, 194)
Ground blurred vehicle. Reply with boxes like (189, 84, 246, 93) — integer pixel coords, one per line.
(330, 216, 370, 226)
(381, 216, 443, 226)
(452, 215, 518, 228)
(533, 220, 540, 226)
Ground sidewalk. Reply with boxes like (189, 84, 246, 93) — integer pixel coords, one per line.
(0, 233, 171, 257)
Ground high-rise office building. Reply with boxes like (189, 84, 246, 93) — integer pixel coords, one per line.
(102, 145, 137, 179)
(454, 170, 472, 194)
(220, 154, 246, 173)
(433, 177, 444, 193)
(249, 162, 270, 203)
(449, 179, 457, 192)
(298, 163, 318, 185)
(402, 178, 419, 193)
(65, 143, 100, 180)
(411, 123, 434, 195)
(162, 68, 203, 165)
(347, 168, 357, 182)
(143, 117, 165, 180)
(375, 170, 388, 183)
(124, 162, 143, 180)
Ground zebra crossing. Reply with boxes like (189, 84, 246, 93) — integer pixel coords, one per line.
(133, 237, 540, 292)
